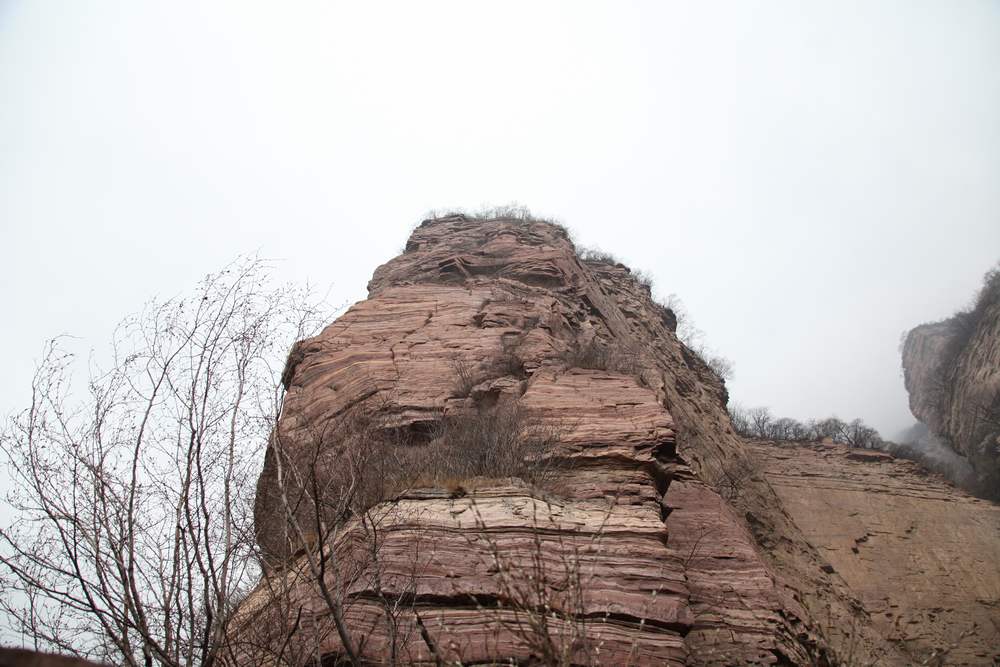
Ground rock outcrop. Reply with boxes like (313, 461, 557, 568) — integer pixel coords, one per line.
(748, 440, 1000, 664)
(240, 215, 999, 665)
(902, 268, 1000, 497)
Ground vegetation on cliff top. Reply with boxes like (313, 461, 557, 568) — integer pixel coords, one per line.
(923, 262, 1000, 376)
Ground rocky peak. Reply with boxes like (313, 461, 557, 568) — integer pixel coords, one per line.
(242, 215, 999, 666)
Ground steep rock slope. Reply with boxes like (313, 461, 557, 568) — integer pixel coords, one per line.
(748, 441, 1000, 664)
(903, 275, 1000, 495)
(241, 215, 992, 665)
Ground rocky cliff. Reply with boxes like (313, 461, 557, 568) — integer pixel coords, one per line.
(238, 215, 1000, 665)
(748, 441, 1000, 664)
(902, 268, 1000, 497)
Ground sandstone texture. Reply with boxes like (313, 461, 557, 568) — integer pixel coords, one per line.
(241, 215, 999, 665)
(749, 440, 1000, 665)
(903, 287, 1000, 496)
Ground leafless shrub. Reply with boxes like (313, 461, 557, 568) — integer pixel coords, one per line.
(422, 399, 560, 489)
(450, 338, 527, 399)
(260, 401, 438, 666)
(632, 270, 653, 292)
(450, 356, 483, 398)
(703, 353, 734, 381)
(660, 294, 696, 346)
(917, 262, 1000, 381)
(0, 258, 328, 665)
(245, 397, 566, 665)
(658, 293, 734, 382)
(560, 339, 639, 375)
(228, 498, 425, 666)
(423, 204, 571, 239)
(681, 525, 714, 570)
(276, 398, 562, 518)
(576, 247, 620, 265)
(268, 405, 403, 548)
(709, 455, 763, 502)
(489, 337, 526, 377)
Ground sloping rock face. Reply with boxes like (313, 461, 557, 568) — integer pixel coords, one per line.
(902, 282, 1000, 497)
(244, 215, 995, 665)
(747, 440, 1000, 665)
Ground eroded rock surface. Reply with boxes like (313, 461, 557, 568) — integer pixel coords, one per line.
(242, 215, 997, 665)
(749, 440, 1000, 665)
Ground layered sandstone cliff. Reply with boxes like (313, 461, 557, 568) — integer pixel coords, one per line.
(902, 270, 1000, 497)
(239, 215, 999, 665)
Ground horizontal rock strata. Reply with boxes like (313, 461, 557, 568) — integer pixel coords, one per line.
(241, 215, 998, 665)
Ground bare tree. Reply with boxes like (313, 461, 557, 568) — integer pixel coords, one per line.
(727, 403, 751, 436)
(259, 404, 411, 666)
(0, 258, 326, 666)
(748, 407, 775, 439)
(658, 294, 733, 381)
(730, 403, 884, 448)
(839, 419, 882, 450)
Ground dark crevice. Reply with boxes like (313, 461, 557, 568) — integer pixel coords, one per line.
(381, 418, 438, 446)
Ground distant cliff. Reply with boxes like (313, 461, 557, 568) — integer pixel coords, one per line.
(902, 266, 1000, 498)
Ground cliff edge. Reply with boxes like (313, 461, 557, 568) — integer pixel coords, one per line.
(902, 267, 1000, 497)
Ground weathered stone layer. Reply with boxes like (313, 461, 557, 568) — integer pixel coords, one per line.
(245, 215, 999, 665)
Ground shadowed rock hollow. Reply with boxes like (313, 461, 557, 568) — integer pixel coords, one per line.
(239, 215, 1000, 666)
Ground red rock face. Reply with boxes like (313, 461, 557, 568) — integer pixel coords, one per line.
(748, 440, 1000, 665)
(243, 215, 996, 665)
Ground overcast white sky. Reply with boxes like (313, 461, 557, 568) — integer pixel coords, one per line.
(2, 1, 999, 440)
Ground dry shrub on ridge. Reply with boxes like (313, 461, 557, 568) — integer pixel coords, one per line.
(560, 338, 639, 375)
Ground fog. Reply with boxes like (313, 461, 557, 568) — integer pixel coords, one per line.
(2, 1, 999, 441)
(890, 423, 977, 489)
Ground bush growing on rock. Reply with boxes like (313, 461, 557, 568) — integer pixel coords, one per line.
(575, 246, 621, 265)
(420, 204, 572, 240)
(918, 262, 1000, 392)
(660, 293, 734, 382)
(422, 399, 561, 489)
(559, 338, 639, 375)
(450, 339, 527, 399)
